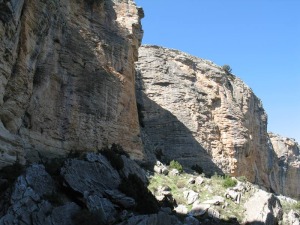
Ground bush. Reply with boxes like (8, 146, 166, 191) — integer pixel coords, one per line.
(119, 173, 159, 214)
(169, 160, 183, 173)
(222, 64, 232, 74)
(223, 175, 237, 188)
(191, 164, 203, 174)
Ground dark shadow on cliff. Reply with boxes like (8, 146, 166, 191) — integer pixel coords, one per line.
(4, 0, 138, 160)
(136, 91, 223, 176)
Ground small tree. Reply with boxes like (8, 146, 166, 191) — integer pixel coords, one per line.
(222, 64, 232, 74)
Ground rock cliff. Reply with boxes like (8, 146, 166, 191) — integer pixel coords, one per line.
(136, 45, 299, 198)
(0, 0, 144, 167)
(269, 133, 300, 198)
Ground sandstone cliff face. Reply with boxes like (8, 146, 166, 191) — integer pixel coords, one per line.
(0, 0, 144, 167)
(269, 133, 300, 198)
(135, 45, 292, 196)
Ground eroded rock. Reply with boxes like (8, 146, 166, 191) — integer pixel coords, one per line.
(244, 189, 283, 225)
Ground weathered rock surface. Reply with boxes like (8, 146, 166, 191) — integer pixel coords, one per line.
(282, 210, 300, 225)
(0, 0, 144, 168)
(0, 153, 159, 225)
(117, 211, 183, 225)
(269, 133, 300, 198)
(135, 45, 299, 198)
(0, 164, 81, 225)
(244, 189, 283, 225)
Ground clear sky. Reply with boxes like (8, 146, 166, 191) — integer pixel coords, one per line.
(135, 0, 300, 143)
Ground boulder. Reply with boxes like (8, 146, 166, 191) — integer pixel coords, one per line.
(183, 190, 199, 205)
(169, 169, 180, 176)
(121, 155, 148, 184)
(207, 207, 220, 220)
(174, 204, 188, 214)
(104, 190, 136, 209)
(154, 161, 169, 175)
(61, 153, 121, 195)
(195, 176, 204, 185)
(225, 189, 241, 203)
(244, 189, 283, 225)
(203, 196, 225, 205)
(282, 210, 300, 225)
(190, 201, 210, 216)
(188, 178, 195, 184)
(84, 193, 117, 224)
(184, 216, 200, 225)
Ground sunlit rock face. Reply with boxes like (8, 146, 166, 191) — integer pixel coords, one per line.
(269, 133, 300, 199)
(0, 0, 144, 167)
(135, 45, 292, 196)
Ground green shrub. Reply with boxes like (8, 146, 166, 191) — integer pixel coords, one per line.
(222, 64, 232, 74)
(119, 173, 159, 214)
(191, 164, 203, 174)
(169, 160, 183, 173)
(223, 175, 237, 188)
(294, 201, 300, 210)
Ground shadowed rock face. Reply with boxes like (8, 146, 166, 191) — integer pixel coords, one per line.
(0, 0, 144, 166)
(135, 45, 299, 198)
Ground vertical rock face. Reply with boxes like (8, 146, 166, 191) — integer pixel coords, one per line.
(0, 0, 144, 166)
(269, 133, 300, 198)
(135, 45, 290, 195)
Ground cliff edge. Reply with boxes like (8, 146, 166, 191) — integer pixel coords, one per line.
(136, 45, 300, 198)
(0, 0, 144, 167)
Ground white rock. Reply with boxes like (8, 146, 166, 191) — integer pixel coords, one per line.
(183, 190, 199, 205)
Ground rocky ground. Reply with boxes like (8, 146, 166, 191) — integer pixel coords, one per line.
(149, 161, 300, 225)
(0, 150, 299, 225)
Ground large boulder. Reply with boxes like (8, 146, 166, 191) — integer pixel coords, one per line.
(244, 189, 283, 225)
(0, 164, 80, 225)
(61, 153, 121, 194)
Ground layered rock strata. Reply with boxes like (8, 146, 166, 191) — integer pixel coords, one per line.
(269, 133, 300, 198)
(0, 0, 144, 167)
(136, 45, 299, 198)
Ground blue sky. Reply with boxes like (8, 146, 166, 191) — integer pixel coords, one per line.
(135, 0, 300, 142)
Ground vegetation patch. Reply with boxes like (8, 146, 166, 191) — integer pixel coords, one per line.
(222, 175, 237, 188)
(169, 160, 183, 173)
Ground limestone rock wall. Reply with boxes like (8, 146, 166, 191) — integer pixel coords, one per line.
(0, 0, 144, 167)
(269, 133, 300, 198)
(135, 45, 281, 192)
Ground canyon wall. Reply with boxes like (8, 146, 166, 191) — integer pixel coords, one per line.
(269, 133, 300, 198)
(136, 45, 299, 198)
(0, 0, 144, 167)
